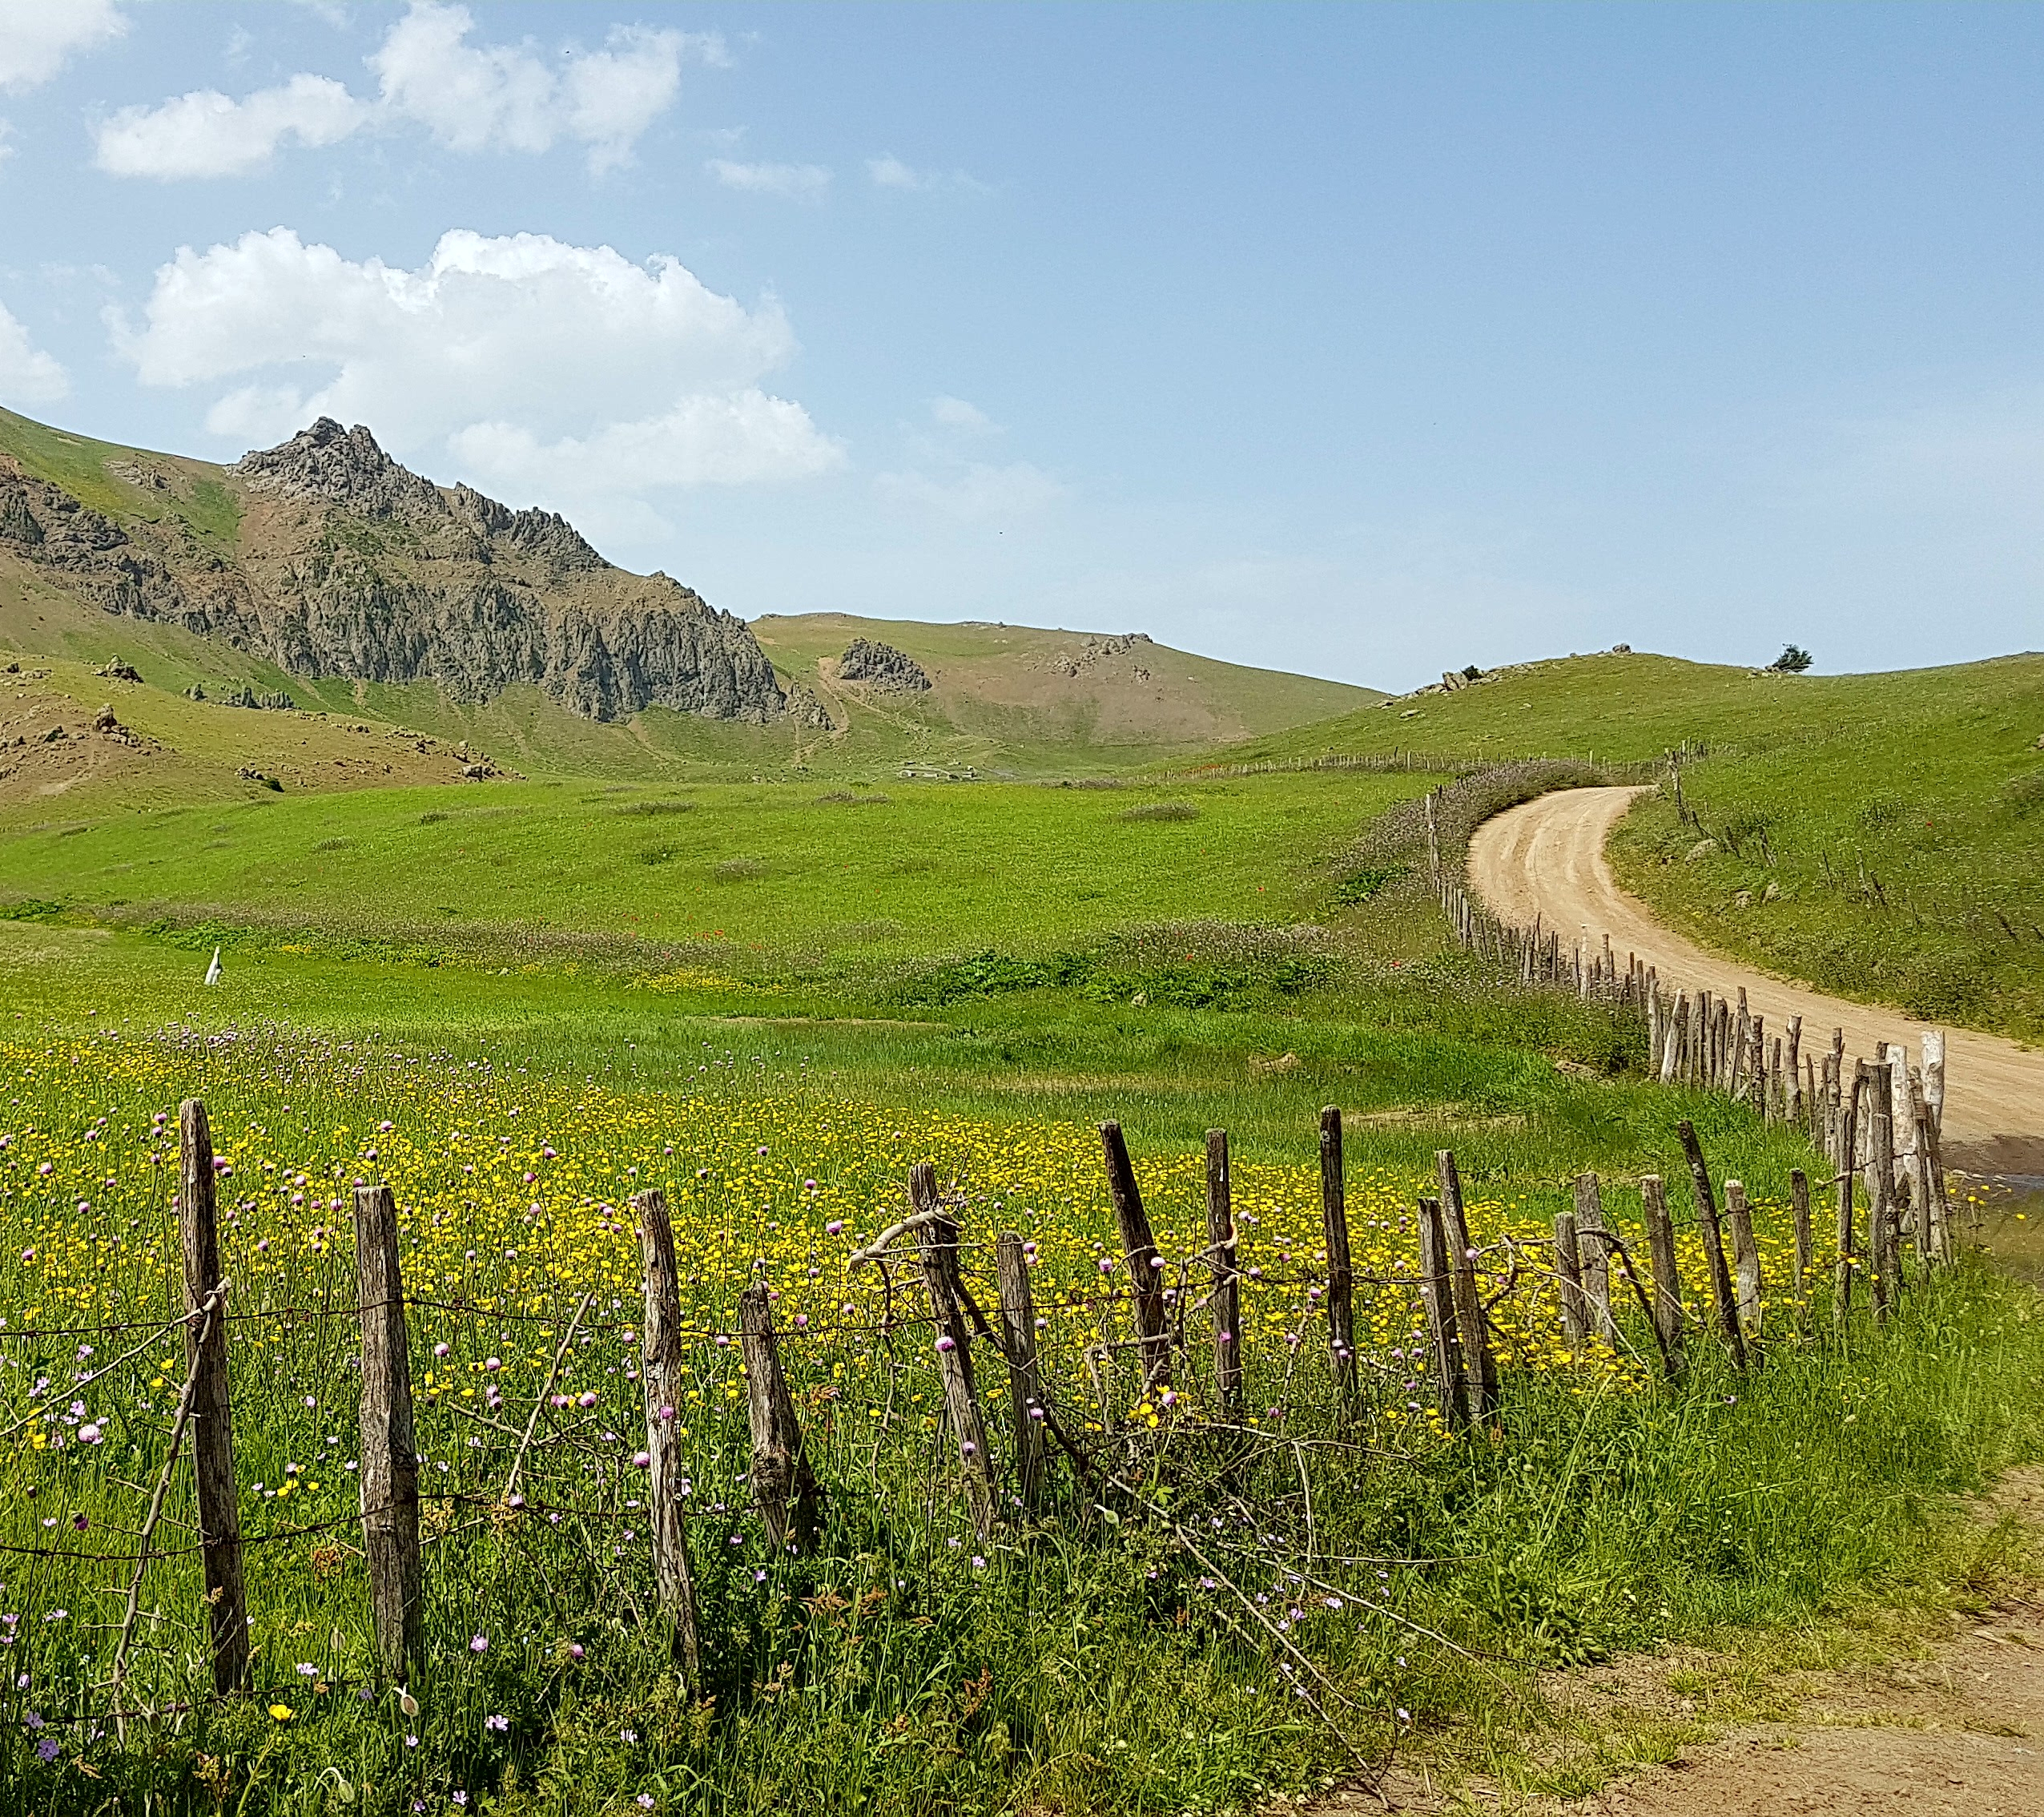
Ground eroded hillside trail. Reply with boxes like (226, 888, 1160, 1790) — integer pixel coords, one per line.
(1467, 786, 2044, 1175)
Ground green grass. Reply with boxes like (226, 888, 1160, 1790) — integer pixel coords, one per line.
(0, 770, 1432, 966)
(1, 993, 2037, 1815)
(5, 623, 2043, 1811)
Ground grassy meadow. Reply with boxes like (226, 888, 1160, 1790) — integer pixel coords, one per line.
(4, 641, 2043, 1813)
(1208, 650, 2044, 1043)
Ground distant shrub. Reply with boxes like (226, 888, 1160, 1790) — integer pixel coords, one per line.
(614, 800, 695, 817)
(2003, 769, 2044, 818)
(418, 812, 448, 826)
(897, 950, 1091, 1005)
(714, 857, 766, 881)
(1121, 800, 1200, 823)
(1334, 864, 1401, 904)
(1766, 644, 1814, 673)
(0, 899, 64, 921)
(312, 837, 352, 852)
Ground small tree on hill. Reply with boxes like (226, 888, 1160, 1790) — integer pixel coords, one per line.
(1766, 644, 1813, 674)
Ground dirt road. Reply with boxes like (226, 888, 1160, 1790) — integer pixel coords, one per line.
(1318, 1473, 2044, 1817)
(1466, 786, 2044, 1171)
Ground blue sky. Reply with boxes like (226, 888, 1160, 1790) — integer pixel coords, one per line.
(0, 2, 2038, 691)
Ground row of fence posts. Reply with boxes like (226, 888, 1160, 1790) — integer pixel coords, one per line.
(1430, 833, 1961, 1274)
(134, 1096, 1525, 1706)
(124, 1075, 1940, 1713)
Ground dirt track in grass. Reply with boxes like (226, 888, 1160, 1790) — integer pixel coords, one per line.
(1465, 785, 2044, 1174)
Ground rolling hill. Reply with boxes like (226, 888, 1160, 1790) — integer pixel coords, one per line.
(0, 406, 1380, 796)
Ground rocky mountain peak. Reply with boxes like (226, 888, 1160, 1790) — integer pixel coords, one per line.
(839, 637, 931, 691)
(231, 418, 444, 519)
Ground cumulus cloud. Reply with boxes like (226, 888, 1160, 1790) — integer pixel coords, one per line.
(928, 395, 994, 434)
(95, 75, 367, 179)
(114, 227, 839, 498)
(867, 153, 987, 194)
(0, 298, 66, 404)
(706, 157, 831, 199)
(876, 461, 1064, 522)
(94, 2, 718, 179)
(368, 1, 709, 172)
(0, 0, 124, 92)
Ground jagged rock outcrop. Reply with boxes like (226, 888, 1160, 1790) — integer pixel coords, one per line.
(0, 417, 795, 725)
(838, 637, 931, 692)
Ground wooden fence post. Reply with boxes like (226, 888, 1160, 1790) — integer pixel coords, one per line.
(1640, 1174, 1685, 1378)
(995, 1233, 1046, 1512)
(632, 1189, 706, 1674)
(1790, 1168, 1813, 1306)
(1553, 1206, 1587, 1349)
(1571, 1174, 1619, 1348)
(1099, 1122, 1173, 1391)
(1866, 1062, 1897, 1320)
(1206, 1130, 1242, 1417)
(178, 1099, 247, 1697)
(738, 1281, 823, 1555)
(1835, 1063, 1861, 1326)
(1321, 1107, 1357, 1396)
(1785, 1016, 1804, 1122)
(910, 1163, 996, 1535)
(1724, 1180, 1764, 1356)
(1416, 1196, 1469, 1430)
(1437, 1150, 1499, 1417)
(1676, 1120, 1747, 1369)
(353, 1183, 421, 1682)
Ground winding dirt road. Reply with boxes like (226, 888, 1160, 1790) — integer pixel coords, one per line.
(1467, 787, 2044, 1171)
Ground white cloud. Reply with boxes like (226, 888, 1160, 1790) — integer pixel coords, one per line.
(867, 153, 987, 194)
(929, 395, 993, 434)
(370, 1, 709, 173)
(451, 393, 843, 494)
(115, 226, 839, 498)
(0, 0, 124, 92)
(706, 157, 830, 199)
(94, 75, 368, 179)
(0, 298, 66, 404)
(94, 2, 717, 182)
(876, 461, 1064, 522)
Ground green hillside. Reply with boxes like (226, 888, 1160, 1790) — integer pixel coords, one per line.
(1, 405, 1379, 783)
(1211, 650, 2044, 1041)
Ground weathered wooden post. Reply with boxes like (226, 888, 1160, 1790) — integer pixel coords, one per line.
(1416, 1196, 1469, 1430)
(995, 1233, 1046, 1511)
(1552, 1205, 1587, 1349)
(1790, 1167, 1813, 1305)
(738, 1282, 823, 1553)
(1571, 1174, 1619, 1348)
(178, 1100, 247, 1696)
(1835, 1063, 1861, 1325)
(911, 1163, 996, 1534)
(631, 1189, 706, 1675)
(1205, 1130, 1242, 1416)
(1437, 1150, 1498, 1417)
(1100, 1122, 1173, 1391)
(1676, 1120, 1747, 1369)
(1723, 1180, 1764, 1356)
(1785, 1017, 1803, 1127)
(353, 1182, 422, 1682)
(1320, 1107, 1357, 1396)
(1865, 1062, 1897, 1319)
(1640, 1174, 1685, 1378)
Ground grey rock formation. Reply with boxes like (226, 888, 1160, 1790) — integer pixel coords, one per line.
(0, 418, 795, 726)
(838, 637, 931, 692)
